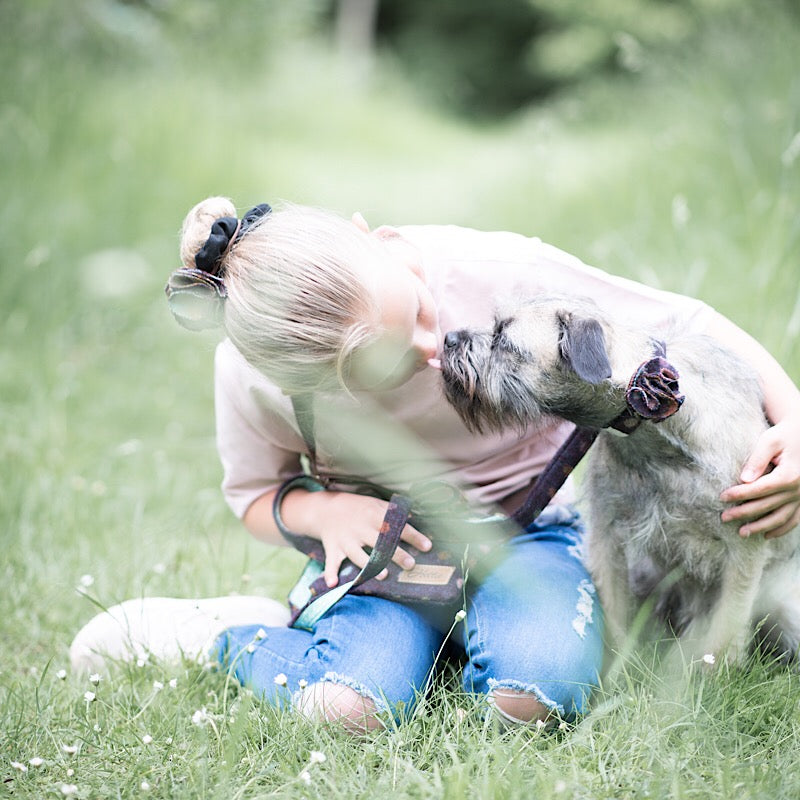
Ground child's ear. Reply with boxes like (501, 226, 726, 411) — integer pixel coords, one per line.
(351, 211, 370, 233)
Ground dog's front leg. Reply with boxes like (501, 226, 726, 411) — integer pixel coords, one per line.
(684, 546, 767, 665)
(584, 531, 634, 651)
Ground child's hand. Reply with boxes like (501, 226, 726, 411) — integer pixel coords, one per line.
(312, 492, 433, 587)
(720, 417, 800, 539)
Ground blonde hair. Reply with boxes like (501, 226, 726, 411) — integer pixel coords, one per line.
(179, 197, 381, 393)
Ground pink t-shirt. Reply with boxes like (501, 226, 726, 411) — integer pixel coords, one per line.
(215, 224, 715, 519)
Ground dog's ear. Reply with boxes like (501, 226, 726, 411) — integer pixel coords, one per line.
(558, 312, 612, 384)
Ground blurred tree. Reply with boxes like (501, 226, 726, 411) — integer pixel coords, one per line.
(374, 0, 548, 116)
(368, 0, 752, 117)
(335, 0, 379, 56)
(525, 0, 746, 82)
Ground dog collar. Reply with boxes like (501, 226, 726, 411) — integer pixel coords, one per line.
(512, 343, 684, 527)
(607, 341, 685, 434)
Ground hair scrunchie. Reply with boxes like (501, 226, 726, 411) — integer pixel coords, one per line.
(165, 203, 272, 331)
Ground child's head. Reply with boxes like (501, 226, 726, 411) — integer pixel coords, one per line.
(176, 198, 385, 393)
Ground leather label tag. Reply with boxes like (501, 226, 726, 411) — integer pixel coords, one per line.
(396, 564, 456, 585)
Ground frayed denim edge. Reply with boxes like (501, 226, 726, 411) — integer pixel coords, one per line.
(487, 677, 565, 717)
(291, 670, 389, 716)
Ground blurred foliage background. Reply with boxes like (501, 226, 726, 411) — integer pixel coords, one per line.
(1, 0, 799, 660)
(2, 2, 800, 796)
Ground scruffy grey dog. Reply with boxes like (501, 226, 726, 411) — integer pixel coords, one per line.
(440, 294, 800, 665)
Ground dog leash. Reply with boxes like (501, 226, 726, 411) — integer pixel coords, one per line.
(279, 349, 684, 625)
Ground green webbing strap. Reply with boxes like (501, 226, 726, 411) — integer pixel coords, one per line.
(292, 575, 359, 631)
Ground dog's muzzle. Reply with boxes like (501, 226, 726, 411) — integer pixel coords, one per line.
(440, 328, 485, 429)
(440, 327, 529, 433)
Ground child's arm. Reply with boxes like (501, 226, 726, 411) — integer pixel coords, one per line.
(705, 311, 800, 539)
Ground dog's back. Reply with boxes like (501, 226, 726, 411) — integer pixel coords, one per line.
(438, 293, 800, 661)
(585, 331, 799, 654)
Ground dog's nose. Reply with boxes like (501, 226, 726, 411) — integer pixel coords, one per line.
(444, 330, 462, 349)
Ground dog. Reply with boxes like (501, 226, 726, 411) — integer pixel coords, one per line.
(440, 294, 800, 665)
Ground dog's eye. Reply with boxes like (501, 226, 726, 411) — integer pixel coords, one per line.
(491, 318, 521, 355)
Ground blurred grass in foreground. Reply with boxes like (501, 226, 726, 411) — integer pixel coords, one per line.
(1, 1, 799, 798)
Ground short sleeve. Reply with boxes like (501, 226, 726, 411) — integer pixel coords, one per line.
(214, 340, 304, 519)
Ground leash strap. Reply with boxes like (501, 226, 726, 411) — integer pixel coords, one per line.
(288, 492, 412, 631)
(510, 425, 600, 529)
(291, 394, 319, 476)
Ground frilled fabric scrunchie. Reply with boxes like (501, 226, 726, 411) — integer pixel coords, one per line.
(165, 203, 271, 331)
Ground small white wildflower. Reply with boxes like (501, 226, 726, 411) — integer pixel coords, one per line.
(56, 669, 67, 680)
(93, 724, 102, 733)
(309, 750, 326, 764)
(28, 666, 38, 677)
(84, 691, 96, 703)
(192, 708, 209, 726)
(536, 719, 546, 730)
(10, 761, 28, 772)
(142, 734, 153, 745)
(703, 653, 716, 665)
(554, 779, 567, 794)
(168, 678, 178, 689)
(254, 628, 267, 640)
(136, 656, 149, 668)
(89, 673, 101, 685)
(29, 757, 44, 768)
(454, 609, 467, 622)
(152, 562, 166, 575)
(66, 768, 74, 777)
(246, 643, 256, 653)
(79, 574, 94, 588)
(117, 438, 142, 456)
(165, 737, 173, 745)
(299, 770, 312, 785)
(152, 681, 164, 691)
(455, 708, 467, 722)
(141, 781, 151, 791)
(274, 673, 288, 687)
(298, 678, 308, 689)
(61, 784, 78, 796)
(62, 745, 78, 755)
(671, 194, 690, 229)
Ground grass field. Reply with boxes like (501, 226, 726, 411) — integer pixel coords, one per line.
(2, 2, 800, 798)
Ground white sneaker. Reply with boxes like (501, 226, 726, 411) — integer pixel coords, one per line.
(69, 595, 291, 674)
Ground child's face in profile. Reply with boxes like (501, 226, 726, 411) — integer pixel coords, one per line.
(349, 239, 441, 391)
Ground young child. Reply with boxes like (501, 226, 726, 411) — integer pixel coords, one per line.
(71, 197, 800, 732)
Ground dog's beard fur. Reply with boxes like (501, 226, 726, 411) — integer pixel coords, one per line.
(441, 332, 555, 434)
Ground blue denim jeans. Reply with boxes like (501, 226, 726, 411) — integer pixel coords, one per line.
(214, 506, 603, 721)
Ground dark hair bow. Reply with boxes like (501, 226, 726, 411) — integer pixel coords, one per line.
(165, 203, 272, 331)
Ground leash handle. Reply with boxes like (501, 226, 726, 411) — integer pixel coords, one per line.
(276, 481, 413, 631)
(273, 474, 413, 585)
